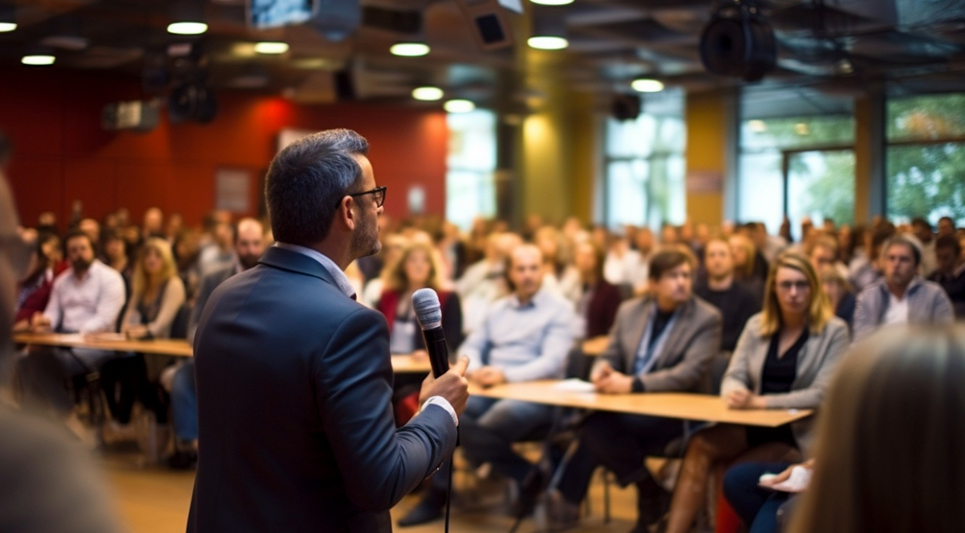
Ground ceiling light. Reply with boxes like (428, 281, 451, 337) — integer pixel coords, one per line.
(254, 41, 289, 54)
(412, 86, 443, 101)
(0, 22, 16, 33)
(530, 0, 574, 4)
(444, 99, 475, 113)
(167, 21, 208, 35)
(631, 78, 665, 93)
(527, 36, 568, 50)
(390, 43, 430, 57)
(22, 55, 55, 66)
(748, 119, 767, 133)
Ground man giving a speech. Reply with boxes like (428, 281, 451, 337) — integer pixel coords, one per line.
(188, 129, 469, 533)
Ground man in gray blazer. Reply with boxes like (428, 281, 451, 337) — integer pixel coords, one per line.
(550, 247, 722, 533)
(853, 235, 954, 342)
(187, 129, 470, 533)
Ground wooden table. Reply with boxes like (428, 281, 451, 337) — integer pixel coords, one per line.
(581, 335, 609, 356)
(13, 332, 432, 374)
(471, 380, 811, 427)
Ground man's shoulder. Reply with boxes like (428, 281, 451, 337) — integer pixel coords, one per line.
(90, 261, 123, 286)
(688, 296, 723, 325)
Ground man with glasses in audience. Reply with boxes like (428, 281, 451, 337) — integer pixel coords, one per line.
(853, 234, 953, 342)
(188, 129, 468, 533)
(400, 243, 576, 527)
(547, 247, 722, 533)
(165, 217, 268, 468)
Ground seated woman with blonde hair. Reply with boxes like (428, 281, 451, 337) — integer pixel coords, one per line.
(662, 252, 850, 533)
(101, 237, 186, 429)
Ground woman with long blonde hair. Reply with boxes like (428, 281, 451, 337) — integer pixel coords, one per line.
(662, 252, 850, 533)
(102, 238, 186, 428)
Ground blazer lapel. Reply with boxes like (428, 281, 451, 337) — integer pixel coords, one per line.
(652, 298, 693, 369)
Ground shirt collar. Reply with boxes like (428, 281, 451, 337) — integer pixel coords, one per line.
(273, 242, 356, 299)
(509, 287, 547, 309)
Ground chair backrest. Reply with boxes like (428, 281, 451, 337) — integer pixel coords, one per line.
(169, 304, 191, 340)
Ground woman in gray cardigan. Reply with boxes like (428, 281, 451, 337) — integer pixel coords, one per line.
(662, 253, 850, 533)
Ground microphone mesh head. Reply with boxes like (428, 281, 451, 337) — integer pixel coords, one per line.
(412, 288, 442, 329)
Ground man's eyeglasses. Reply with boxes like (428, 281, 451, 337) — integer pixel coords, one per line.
(341, 186, 387, 208)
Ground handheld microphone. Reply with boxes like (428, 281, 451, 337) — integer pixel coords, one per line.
(412, 288, 450, 378)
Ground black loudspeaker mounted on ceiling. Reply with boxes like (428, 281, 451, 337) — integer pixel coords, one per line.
(455, 0, 523, 51)
(611, 94, 641, 121)
(168, 82, 217, 124)
(699, 1, 776, 82)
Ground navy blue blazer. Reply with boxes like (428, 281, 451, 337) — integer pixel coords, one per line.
(187, 246, 457, 533)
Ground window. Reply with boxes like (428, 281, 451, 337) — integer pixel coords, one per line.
(446, 110, 497, 230)
(602, 89, 686, 229)
(737, 87, 855, 240)
(886, 93, 965, 226)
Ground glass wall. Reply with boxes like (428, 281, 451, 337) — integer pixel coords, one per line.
(737, 88, 855, 240)
(446, 110, 497, 230)
(886, 93, 965, 226)
(603, 88, 686, 229)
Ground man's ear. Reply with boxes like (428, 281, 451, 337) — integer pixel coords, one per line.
(334, 196, 357, 232)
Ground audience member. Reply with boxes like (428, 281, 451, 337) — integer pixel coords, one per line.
(100, 238, 186, 429)
(911, 217, 937, 277)
(929, 234, 965, 317)
(455, 231, 520, 334)
(360, 233, 408, 307)
(165, 217, 266, 468)
(17, 230, 126, 428)
(142, 207, 163, 240)
(548, 248, 722, 532)
(400, 244, 575, 527)
(937, 216, 956, 238)
(819, 264, 856, 332)
(173, 228, 202, 303)
(662, 252, 849, 533)
(573, 239, 623, 339)
(849, 225, 894, 292)
(13, 232, 66, 329)
(787, 325, 965, 533)
(730, 233, 767, 300)
(78, 218, 100, 250)
(695, 237, 761, 353)
(853, 235, 954, 342)
(534, 225, 580, 305)
(197, 219, 235, 278)
(165, 212, 184, 243)
(805, 234, 841, 273)
(603, 234, 642, 289)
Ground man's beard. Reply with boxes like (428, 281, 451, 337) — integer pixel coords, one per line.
(71, 257, 93, 273)
(350, 217, 381, 258)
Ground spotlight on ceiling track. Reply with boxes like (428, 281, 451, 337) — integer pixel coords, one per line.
(0, 22, 15, 33)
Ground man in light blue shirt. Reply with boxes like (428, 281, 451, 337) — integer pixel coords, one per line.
(400, 243, 576, 526)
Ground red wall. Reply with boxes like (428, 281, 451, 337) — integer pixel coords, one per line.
(0, 69, 448, 229)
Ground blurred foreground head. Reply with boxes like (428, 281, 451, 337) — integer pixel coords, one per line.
(790, 325, 965, 533)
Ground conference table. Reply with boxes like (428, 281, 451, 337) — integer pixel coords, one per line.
(12, 332, 433, 374)
(471, 380, 811, 428)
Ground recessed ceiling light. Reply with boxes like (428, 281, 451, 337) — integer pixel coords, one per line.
(22, 55, 55, 66)
(390, 43, 430, 57)
(412, 86, 444, 101)
(254, 41, 289, 54)
(631, 78, 664, 93)
(167, 21, 208, 35)
(530, 0, 574, 4)
(0, 22, 16, 33)
(444, 99, 476, 113)
(527, 36, 568, 50)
